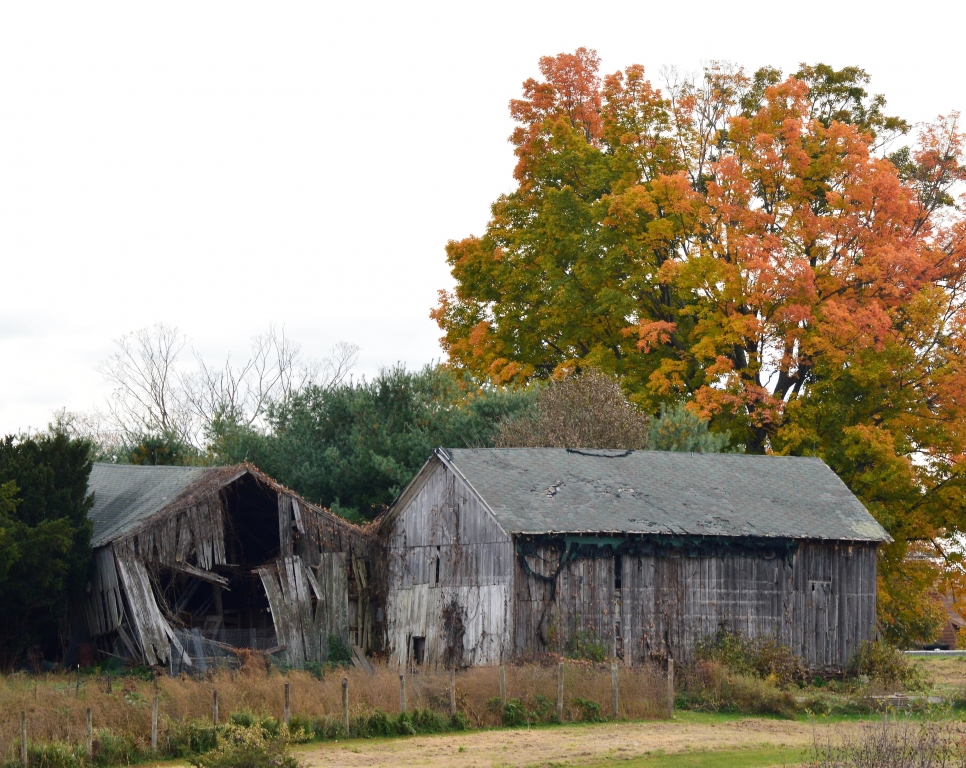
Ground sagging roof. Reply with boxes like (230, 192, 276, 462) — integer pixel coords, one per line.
(88, 464, 227, 547)
(437, 448, 890, 542)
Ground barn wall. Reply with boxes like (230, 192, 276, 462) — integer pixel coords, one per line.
(514, 540, 878, 671)
(384, 459, 514, 667)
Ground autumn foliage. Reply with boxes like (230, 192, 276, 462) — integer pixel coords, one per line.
(433, 49, 966, 644)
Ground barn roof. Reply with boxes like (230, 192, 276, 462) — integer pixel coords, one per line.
(88, 464, 223, 547)
(437, 448, 890, 542)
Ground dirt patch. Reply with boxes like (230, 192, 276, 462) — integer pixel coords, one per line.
(298, 717, 843, 768)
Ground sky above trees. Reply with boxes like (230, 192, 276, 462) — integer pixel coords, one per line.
(1, 0, 964, 434)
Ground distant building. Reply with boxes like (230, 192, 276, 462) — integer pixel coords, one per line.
(378, 448, 891, 671)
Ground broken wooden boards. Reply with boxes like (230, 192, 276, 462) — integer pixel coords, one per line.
(258, 553, 349, 667)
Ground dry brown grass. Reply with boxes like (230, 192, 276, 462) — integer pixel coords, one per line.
(0, 657, 667, 761)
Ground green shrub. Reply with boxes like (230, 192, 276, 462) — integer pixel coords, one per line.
(286, 715, 315, 742)
(694, 629, 806, 686)
(411, 708, 449, 733)
(228, 711, 257, 728)
(565, 630, 607, 662)
(188, 723, 302, 768)
(679, 660, 800, 719)
(847, 640, 928, 690)
(326, 635, 353, 667)
(26, 743, 84, 768)
(92, 729, 142, 766)
(486, 694, 558, 726)
(572, 697, 604, 722)
(165, 720, 218, 757)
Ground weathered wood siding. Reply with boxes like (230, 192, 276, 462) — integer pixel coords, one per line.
(384, 459, 514, 667)
(258, 553, 348, 666)
(514, 541, 877, 671)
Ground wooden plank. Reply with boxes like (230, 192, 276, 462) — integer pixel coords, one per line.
(165, 561, 230, 587)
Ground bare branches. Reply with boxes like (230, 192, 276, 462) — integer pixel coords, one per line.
(91, 323, 359, 451)
(183, 329, 359, 431)
(97, 323, 192, 443)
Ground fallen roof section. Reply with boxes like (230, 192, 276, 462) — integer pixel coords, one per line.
(438, 448, 891, 542)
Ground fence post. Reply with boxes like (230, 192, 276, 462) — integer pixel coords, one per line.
(151, 697, 158, 751)
(499, 665, 507, 714)
(341, 678, 349, 736)
(399, 673, 407, 714)
(85, 708, 93, 758)
(212, 689, 219, 726)
(449, 669, 456, 718)
(20, 710, 27, 767)
(611, 662, 619, 719)
(666, 658, 674, 717)
(556, 662, 564, 722)
(284, 682, 291, 726)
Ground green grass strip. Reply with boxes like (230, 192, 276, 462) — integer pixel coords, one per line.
(585, 745, 804, 768)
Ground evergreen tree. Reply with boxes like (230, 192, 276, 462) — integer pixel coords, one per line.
(0, 430, 94, 667)
(648, 402, 734, 453)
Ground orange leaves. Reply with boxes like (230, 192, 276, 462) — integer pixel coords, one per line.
(633, 320, 676, 353)
(510, 47, 603, 183)
(433, 49, 966, 471)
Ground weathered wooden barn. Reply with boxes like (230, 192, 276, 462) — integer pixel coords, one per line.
(379, 448, 891, 671)
(82, 463, 376, 669)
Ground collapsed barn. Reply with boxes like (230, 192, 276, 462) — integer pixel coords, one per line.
(81, 463, 377, 669)
(378, 448, 891, 672)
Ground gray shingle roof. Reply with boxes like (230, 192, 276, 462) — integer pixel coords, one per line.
(441, 448, 890, 542)
(88, 463, 217, 547)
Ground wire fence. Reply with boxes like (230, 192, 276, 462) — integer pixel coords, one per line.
(2, 659, 672, 762)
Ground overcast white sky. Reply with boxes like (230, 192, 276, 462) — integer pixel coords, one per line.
(1, 0, 962, 435)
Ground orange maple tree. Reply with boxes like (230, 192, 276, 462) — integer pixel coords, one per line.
(433, 50, 966, 643)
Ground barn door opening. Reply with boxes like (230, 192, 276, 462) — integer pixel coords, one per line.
(412, 636, 426, 665)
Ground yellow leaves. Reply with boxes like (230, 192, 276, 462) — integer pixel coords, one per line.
(647, 359, 688, 396)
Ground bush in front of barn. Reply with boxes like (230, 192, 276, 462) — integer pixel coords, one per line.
(678, 630, 933, 717)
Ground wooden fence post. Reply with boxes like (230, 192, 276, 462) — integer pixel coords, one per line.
(611, 663, 619, 719)
(212, 689, 219, 726)
(284, 683, 291, 726)
(151, 697, 159, 751)
(399, 673, 407, 714)
(556, 662, 564, 722)
(341, 678, 349, 736)
(666, 658, 674, 717)
(85, 708, 93, 758)
(449, 669, 456, 718)
(499, 665, 507, 713)
(20, 710, 27, 767)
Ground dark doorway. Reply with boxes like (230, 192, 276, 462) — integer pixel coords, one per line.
(412, 636, 426, 665)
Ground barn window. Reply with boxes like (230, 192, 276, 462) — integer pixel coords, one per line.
(614, 554, 622, 590)
(435, 546, 441, 585)
(412, 636, 426, 665)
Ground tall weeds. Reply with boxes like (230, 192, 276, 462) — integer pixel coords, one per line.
(806, 717, 966, 768)
(0, 658, 666, 764)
